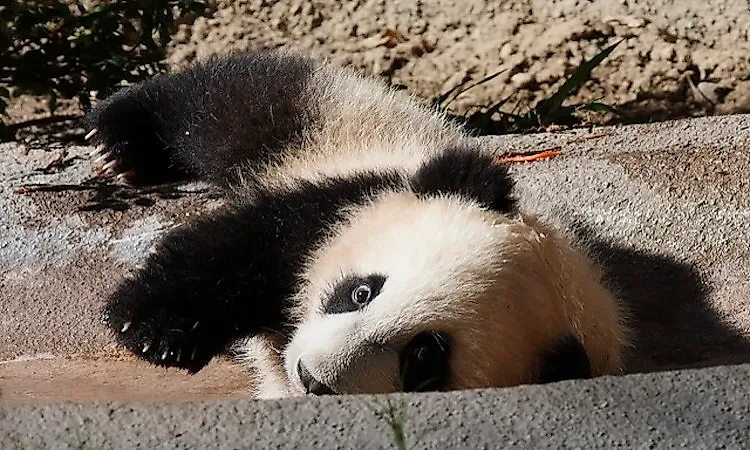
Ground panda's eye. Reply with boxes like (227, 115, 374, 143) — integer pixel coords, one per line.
(351, 284, 372, 307)
(324, 274, 386, 315)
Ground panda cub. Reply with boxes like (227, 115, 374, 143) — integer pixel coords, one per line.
(87, 50, 629, 398)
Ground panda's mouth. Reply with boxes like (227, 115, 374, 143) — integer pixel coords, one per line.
(399, 331, 451, 392)
(297, 359, 337, 395)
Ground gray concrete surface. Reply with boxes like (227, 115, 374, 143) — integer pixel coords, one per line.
(2, 364, 749, 449)
(1, 114, 749, 446)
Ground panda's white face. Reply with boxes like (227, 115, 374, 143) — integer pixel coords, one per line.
(282, 191, 594, 395)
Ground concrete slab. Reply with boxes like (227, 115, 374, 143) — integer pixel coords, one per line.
(1, 114, 749, 446)
(2, 364, 749, 448)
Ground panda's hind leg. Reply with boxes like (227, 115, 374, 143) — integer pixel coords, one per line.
(85, 79, 193, 186)
(85, 51, 318, 188)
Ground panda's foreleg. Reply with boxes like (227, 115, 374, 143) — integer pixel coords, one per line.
(85, 52, 317, 187)
(102, 206, 290, 372)
(103, 170, 403, 373)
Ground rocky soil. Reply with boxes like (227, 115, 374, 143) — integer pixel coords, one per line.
(7, 0, 750, 130)
(165, 0, 750, 124)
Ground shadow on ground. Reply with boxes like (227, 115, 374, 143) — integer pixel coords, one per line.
(18, 179, 216, 213)
(574, 224, 750, 374)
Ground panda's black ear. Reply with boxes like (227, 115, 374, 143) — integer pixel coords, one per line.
(410, 147, 516, 214)
(538, 334, 592, 384)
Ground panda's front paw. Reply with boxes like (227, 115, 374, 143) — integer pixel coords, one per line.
(104, 303, 210, 373)
(101, 211, 267, 373)
(87, 136, 136, 184)
(102, 267, 226, 373)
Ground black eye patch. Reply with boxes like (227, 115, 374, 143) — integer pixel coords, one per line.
(400, 331, 451, 392)
(322, 274, 387, 315)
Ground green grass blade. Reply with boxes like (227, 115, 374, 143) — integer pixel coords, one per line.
(534, 39, 623, 122)
(435, 68, 506, 110)
(464, 94, 514, 134)
(432, 81, 467, 109)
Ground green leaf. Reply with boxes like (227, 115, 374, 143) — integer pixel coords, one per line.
(534, 39, 623, 123)
(0, 0, 204, 129)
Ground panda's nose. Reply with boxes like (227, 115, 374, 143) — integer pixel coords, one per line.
(297, 359, 336, 395)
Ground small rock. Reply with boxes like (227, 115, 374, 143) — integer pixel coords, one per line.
(499, 43, 515, 60)
(695, 81, 723, 104)
(510, 72, 533, 88)
(535, 66, 563, 85)
(717, 81, 750, 114)
(604, 15, 647, 29)
(650, 43, 676, 61)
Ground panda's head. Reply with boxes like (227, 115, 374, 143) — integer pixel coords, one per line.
(283, 191, 627, 395)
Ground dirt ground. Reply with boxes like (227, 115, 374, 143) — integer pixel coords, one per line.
(165, 0, 750, 122)
(0, 356, 253, 405)
(6, 0, 750, 128)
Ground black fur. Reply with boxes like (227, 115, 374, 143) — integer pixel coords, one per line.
(91, 51, 522, 375)
(104, 173, 403, 373)
(410, 147, 516, 214)
(538, 334, 592, 383)
(86, 51, 317, 187)
(323, 274, 387, 315)
(400, 331, 451, 392)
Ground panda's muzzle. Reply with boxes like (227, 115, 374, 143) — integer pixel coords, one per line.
(297, 359, 336, 395)
(399, 331, 451, 392)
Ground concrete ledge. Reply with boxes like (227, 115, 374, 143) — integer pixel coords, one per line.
(2, 364, 749, 448)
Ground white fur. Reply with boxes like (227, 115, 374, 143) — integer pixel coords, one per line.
(234, 192, 628, 396)
(231, 59, 628, 397)
(238, 64, 470, 196)
(232, 332, 291, 399)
